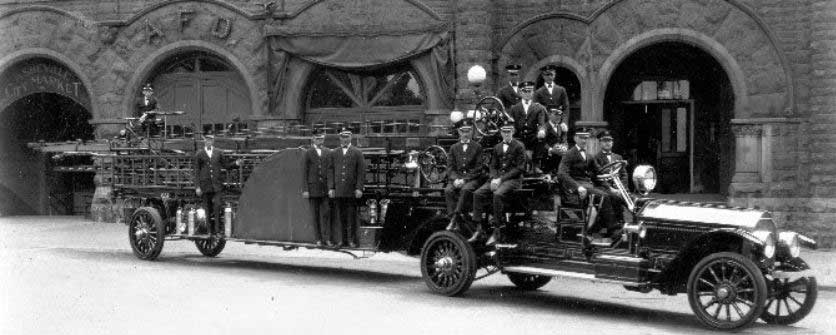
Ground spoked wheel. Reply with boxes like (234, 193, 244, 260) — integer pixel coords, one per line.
(760, 259, 818, 325)
(195, 237, 227, 257)
(419, 145, 447, 185)
(420, 230, 476, 296)
(507, 273, 552, 290)
(473, 96, 508, 138)
(128, 207, 165, 260)
(687, 252, 767, 330)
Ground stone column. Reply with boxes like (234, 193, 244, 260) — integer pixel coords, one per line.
(730, 123, 763, 187)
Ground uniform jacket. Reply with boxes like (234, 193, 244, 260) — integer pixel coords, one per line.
(544, 121, 567, 148)
(329, 145, 366, 198)
(533, 84, 570, 112)
(593, 150, 629, 188)
(303, 145, 332, 197)
(489, 139, 526, 181)
(136, 96, 158, 122)
(497, 83, 521, 111)
(557, 145, 596, 191)
(509, 101, 547, 146)
(194, 147, 234, 193)
(446, 140, 484, 182)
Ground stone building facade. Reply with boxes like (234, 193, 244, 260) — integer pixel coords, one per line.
(0, 0, 834, 246)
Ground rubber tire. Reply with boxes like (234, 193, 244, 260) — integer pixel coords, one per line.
(507, 273, 552, 290)
(420, 230, 477, 296)
(195, 238, 227, 257)
(687, 252, 768, 331)
(128, 206, 165, 260)
(760, 259, 818, 325)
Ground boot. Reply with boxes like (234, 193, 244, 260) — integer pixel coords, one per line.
(467, 225, 485, 243)
(445, 214, 460, 231)
(486, 227, 501, 246)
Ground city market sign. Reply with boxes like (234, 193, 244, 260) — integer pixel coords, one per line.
(0, 59, 91, 112)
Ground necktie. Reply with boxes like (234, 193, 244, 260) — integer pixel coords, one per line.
(579, 149, 586, 160)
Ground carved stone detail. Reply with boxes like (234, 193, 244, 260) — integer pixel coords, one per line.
(211, 17, 233, 39)
(146, 19, 164, 45)
(732, 124, 762, 137)
(179, 10, 195, 32)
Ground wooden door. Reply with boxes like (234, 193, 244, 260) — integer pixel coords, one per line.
(154, 72, 250, 135)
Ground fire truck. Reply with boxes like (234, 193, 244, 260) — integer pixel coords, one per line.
(37, 92, 818, 331)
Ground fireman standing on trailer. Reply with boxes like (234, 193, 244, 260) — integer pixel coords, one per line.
(328, 129, 366, 248)
(303, 130, 333, 247)
(194, 134, 241, 238)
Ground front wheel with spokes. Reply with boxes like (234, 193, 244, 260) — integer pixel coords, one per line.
(687, 252, 767, 330)
(128, 207, 165, 260)
(420, 230, 476, 296)
(760, 259, 818, 325)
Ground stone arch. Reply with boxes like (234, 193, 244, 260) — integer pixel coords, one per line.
(594, 28, 748, 121)
(0, 48, 96, 117)
(122, 40, 259, 118)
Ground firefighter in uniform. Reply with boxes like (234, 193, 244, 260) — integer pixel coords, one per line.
(328, 129, 366, 248)
(509, 81, 547, 172)
(472, 124, 526, 245)
(194, 134, 240, 237)
(497, 64, 522, 110)
(533, 65, 570, 118)
(136, 83, 160, 137)
(444, 121, 484, 231)
(303, 130, 332, 246)
(592, 130, 629, 237)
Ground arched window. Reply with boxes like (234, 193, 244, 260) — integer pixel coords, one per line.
(306, 64, 426, 135)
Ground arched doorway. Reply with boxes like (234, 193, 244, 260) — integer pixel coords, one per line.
(0, 93, 94, 215)
(304, 63, 426, 135)
(144, 51, 252, 136)
(0, 57, 94, 215)
(604, 42, 734, 195)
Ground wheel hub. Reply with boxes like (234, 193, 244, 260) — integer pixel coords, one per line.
(715, 283, 737, 303)
(434, 256, 454, 274)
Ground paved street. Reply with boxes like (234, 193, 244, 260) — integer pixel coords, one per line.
(1, 216, 834, 335)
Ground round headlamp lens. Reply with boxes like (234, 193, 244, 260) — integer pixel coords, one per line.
(779, 232, 801, 258)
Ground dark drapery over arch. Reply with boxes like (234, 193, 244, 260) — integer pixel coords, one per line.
(264, 0, 454, 119)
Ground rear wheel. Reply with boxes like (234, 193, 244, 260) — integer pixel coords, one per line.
(195, 237, 226, 257)
(760, 259, 818, 325)
(128, 207, 165, 260)
(687, 252, 767, 330)
(507, 273, 552, 290)
(420, 231, 476, 296)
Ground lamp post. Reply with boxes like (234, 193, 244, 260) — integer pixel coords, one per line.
(466, 64, 487, 103)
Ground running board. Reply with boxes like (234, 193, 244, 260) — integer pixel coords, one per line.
(502, 266, 644, 285)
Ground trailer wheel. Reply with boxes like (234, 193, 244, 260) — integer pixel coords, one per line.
(687, 252, 767, 330)
(128, 207, 165, 260)
(420, 230, 476, 296)
(760, 259, 818, 325)
(507, 273, 552, 290)
(195, 237, 226, 257)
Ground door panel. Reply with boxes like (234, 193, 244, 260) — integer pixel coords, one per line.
(154, 72, 250, 133)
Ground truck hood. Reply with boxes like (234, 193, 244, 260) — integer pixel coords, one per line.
(637, 199, 773, 230)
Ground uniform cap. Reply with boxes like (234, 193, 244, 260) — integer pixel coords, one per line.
(203, 134, 215, 139)
(597, 130, 614, 140)
(573, 127, 590, 136)
(505, 64, 522, 74)
(549, 108, 564, 115)
(540, 64, 558, 73)
(519, 81, 536, 89)
(500, 124, 515, 131)
(142, 83, 154, 91)
(339, 128, 352, 136)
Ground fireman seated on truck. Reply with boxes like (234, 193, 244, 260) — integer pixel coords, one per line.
(444, 121, 485, 232)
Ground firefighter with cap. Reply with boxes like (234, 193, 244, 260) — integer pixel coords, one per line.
(444, 119, 485, 231)
(509, 81, 548, 172)
(497, 64, 522, 110)
(194, 133, 242, 238)
(328, 128, 366, 248)
(303, 129, 333, 246)
(542, 107, 569, 174)
(556, 128, 620, 242)
(534, 65, 570, 118)
(136, 83, 160, 137)
(471, 123, 526, 245)
(592, 130, 629, 237)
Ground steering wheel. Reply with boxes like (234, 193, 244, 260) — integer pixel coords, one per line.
(596, 160, 626, 177)
(418, 145, 448, 185)
(473, 96, 513, 138)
